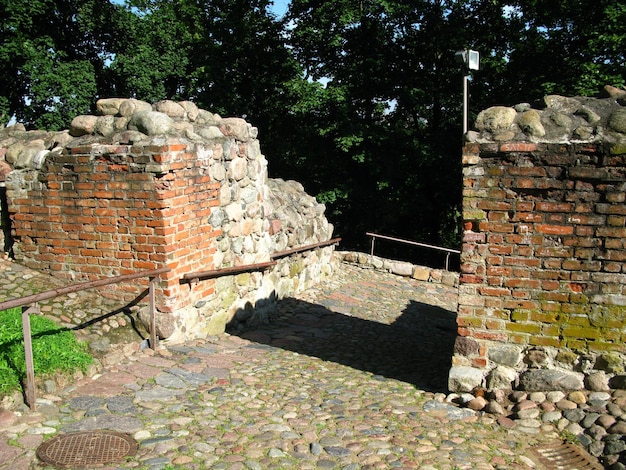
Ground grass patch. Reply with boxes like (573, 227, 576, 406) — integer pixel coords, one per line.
(0, 307, 94, 395)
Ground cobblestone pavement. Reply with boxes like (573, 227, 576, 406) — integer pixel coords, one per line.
(0, 258, 558, 469)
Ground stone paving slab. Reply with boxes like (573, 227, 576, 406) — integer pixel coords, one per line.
(0, 259, 559, 469)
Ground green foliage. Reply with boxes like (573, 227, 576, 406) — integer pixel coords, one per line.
(2, 0, 625, 259)
(0, 0, 133, 129)
(0, 307, 93, 395)
(21, 40, 97, 130)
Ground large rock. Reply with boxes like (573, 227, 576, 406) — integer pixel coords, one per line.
(475, 106, 517, 133)
(69, 115, 98, 136)
(220, 117, 256, 142)
(603, 85, 626, 99)
(608, 109, 626, 134)
(517, 110, 545, 137)
(179, 101, 199, 121)
(138, 307, 176, 339)
(14, 141, 46, 169)
(0, 160, 12, 181)
(448, 366, 484, 392)
(488, 344, 522, 367)
(544, 95, 581, 114)
(487, 365, 517, 390)
(118, 99, 152, 117)
(94, 115, 116, 137)
(128, 111, 174, 136)
(454, 336, 479, 356)
(519, 369, 584, 392)
(5, 142, 25, 165)
(390, 261, 414, 277)
(155, 100, 186, 118)
(609, 375, 626, 389)
(96, 98, 126, 116)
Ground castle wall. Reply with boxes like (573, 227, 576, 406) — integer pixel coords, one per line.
(452, 93, 626, 392)
(1, 99, 336, 341)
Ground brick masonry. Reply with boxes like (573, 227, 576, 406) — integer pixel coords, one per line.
(454, 139, 626, 389)
(1, 99, 336, 341)
(8, 142, 220, 314)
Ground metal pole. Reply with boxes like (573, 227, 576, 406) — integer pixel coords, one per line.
(23, 304, 38, 411)
(463, 74, 469, 135)
(149, 277, 158, 350)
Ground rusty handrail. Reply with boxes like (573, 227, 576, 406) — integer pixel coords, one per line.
(0, 266, 171, 312)
(270, 237, 342, 260)
(181, 261, 277, 283)
(0, 266, 171, 411)
(366, 232, 460, 271)
(182, 238, 341, 282)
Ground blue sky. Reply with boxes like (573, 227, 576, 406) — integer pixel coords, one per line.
(270, 0, 290, 17)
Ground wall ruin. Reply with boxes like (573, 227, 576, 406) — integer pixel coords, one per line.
(452, 89, 626, 392)
(0, 98, 336, 342)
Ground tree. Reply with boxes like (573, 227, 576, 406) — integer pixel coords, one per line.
(475, 0, 626, 104)
(0, 0, 132, 129)
(282, 0, 473, 256)
(3, 0, 624, 261)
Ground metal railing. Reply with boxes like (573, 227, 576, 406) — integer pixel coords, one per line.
(0, 266, 171, 410)
(270, 237, 341, 260)
(0, 237, 341, 410)
(181, 261, 278, 284)
(366, 232, 460, 271)
(182, 238, 342, 283)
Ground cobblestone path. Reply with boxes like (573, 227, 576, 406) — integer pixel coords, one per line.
(0, 259, 557, 469)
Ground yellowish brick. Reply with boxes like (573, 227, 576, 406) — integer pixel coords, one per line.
(506, 322, 542, 334)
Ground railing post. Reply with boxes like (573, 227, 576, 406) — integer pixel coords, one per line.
(370, 235, 376, 256)
(22, 303, 38, 411)
(149, 276, 158, 350)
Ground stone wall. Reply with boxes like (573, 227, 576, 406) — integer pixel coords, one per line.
(451, 88, 626, 393)
(336, 251, 459, 287)
(0, 98, 336, 342)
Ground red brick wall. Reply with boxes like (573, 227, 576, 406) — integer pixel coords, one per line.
(458, 141, 626, 368)
(7, 142, 220, 313)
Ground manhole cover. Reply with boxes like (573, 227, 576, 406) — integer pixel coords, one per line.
(530, 440, 603, 470)
(37, 430, 137, 468)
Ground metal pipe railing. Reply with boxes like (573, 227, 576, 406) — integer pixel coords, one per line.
(182, 238, 342, 282)
(0, 267, 171, 311)
(3, 237, 341, 410)
(270, 237, 341, 259)
(181, 261, 277, 283)
(0, 266, 171, 410)
(366, 232, 460, 271)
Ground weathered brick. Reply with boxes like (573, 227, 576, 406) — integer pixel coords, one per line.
(479, 221, 515, 233)
(562, 326, 600, 340)
(489, 245, 513, 255)
(536, 224, 574, 235)
(506, 322, 541, 334)
(535, 246, 573, 258)
(596, 203, 626, 215)
(530, 336, 561, 347)
(504, 278, 541, 289)
(513, 212, 543, 223)
(478, 286, 511, 297)
(463, 232, 486, 243)
(597, 226, 626, 238)
(567, 214, 605, 225)
(569, 167, 611, 180)
(499, 142, 537, 152)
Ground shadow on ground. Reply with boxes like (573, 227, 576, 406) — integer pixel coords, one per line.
(232, 298, 457, 393)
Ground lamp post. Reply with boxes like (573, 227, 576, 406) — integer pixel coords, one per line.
(455, 50, 480, 135)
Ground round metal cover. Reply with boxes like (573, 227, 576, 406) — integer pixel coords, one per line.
(37, 430, 137, 468)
